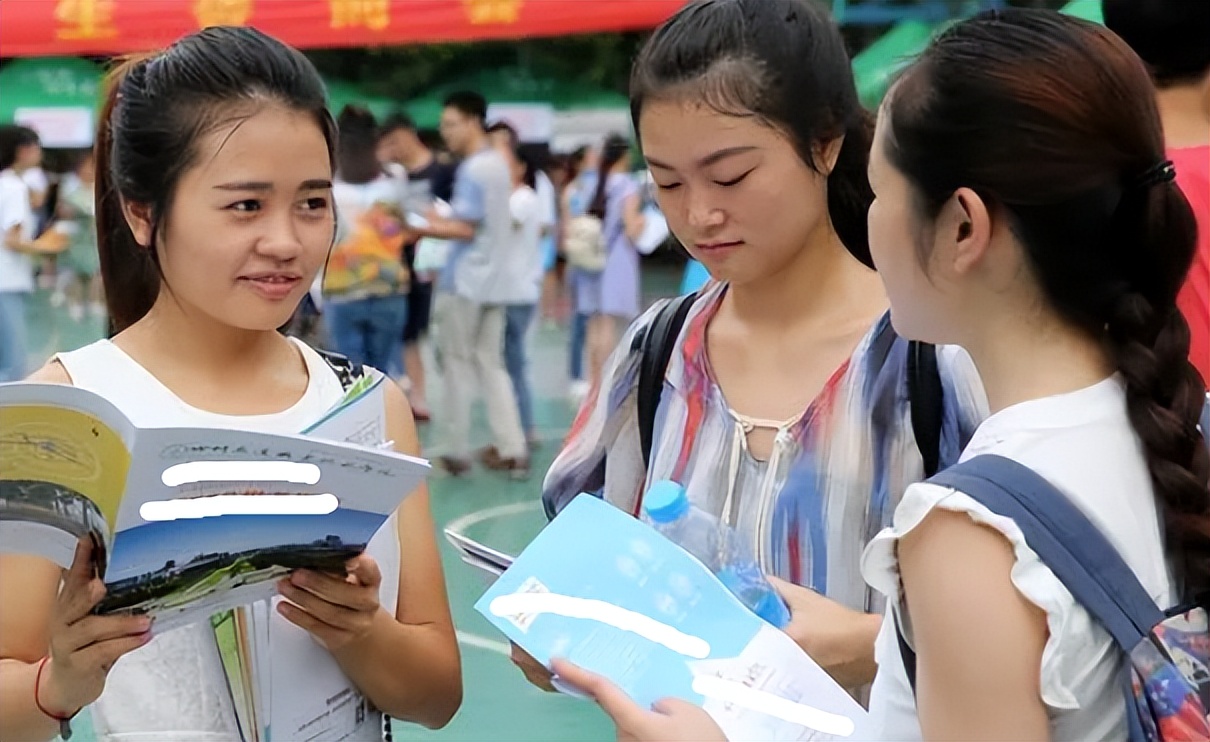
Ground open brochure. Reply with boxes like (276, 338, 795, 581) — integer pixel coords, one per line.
(475, 494, 873, 742)
(0, 380, 426, 633)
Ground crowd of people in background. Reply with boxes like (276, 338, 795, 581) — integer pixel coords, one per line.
(285, 90, 658, 481)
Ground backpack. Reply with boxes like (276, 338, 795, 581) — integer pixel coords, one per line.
(563, 214, 608, 273)
(897, 454, 1210, 741)
(635, 294, 945, 475)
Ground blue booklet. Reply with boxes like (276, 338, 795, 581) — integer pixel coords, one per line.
(475, 494, 872, 741)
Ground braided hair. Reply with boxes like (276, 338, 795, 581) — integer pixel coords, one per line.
(885, 9, 1210, 591)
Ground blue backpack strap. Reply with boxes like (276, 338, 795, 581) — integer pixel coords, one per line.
(930, 454, 1164, 650)
(898, 454, 1165, 695)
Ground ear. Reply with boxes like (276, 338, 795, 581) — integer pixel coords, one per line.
(814, 135, 845, 176)
(121, 200, 154, 248)
(941, 187, 992, 276)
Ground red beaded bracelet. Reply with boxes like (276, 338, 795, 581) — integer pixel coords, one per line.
(34, 656, 78, 740)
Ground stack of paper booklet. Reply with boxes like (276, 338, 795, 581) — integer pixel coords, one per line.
(0, 370, 428, 742)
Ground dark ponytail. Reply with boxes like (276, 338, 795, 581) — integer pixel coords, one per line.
(826, 113, 875, 268)
(95, 56, 160, 334)
(887, 9, 1210, 592)
(588, 134, 629, 221)
(95, 26, 335, 334)
(629, 0, 876, 267)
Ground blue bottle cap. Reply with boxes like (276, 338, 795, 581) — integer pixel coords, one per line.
(643, 480, 689, 523)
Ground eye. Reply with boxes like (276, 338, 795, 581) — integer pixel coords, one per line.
(301, 197, 330, 212)
(228, 199, 262, 213)
(654, 182, 682, 191)
(715, 169, 754, 188)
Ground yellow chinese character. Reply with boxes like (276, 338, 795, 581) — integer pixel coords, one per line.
(194, 0, 254, 28)
(329, 0, 390, 31)
(55, 0, 118, 41)
(463, 0, 522, 25)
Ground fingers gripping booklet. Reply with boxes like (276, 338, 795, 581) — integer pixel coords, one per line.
(0, 380, 427, 632)
(474, 495, 873, 742)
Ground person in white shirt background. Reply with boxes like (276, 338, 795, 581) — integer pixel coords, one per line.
(552, 8, 1210, 741)
(497, 143, 547, 447)
(0, 125, 48, 382)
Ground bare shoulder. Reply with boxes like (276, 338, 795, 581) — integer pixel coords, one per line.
(25, 360, 73, 385)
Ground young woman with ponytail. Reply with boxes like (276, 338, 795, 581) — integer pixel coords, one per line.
(517, 0, 989, 698)
(571, 132, 649, 390)
(0, 27, 460, 742)
(553, 8, 1210, 741)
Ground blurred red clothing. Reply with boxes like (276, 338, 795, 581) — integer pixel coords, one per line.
(1171, 144, 1209, 383)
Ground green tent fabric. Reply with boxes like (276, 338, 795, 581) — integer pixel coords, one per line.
(324, 78, 399, 121)
(851, 1, 1102, 112)
(1060, 0, 1104, 24)
(0, 57, 103, 124)
(851, 20, 941, 110)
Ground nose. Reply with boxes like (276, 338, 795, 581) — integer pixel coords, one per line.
(684, 188, 724, 231)
(256, 209, 305, 262)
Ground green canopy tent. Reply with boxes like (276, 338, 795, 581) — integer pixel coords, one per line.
(850, 0, 1104, 112)
(851, 19, 941, 110)
(0, 56, 103, 147)
(323, 78, 399, 121)
(1060, 0, 1104, 23)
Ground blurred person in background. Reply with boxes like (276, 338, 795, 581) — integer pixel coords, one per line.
(572, 133, 647, 393)
(488, 123, 559, 327)
(1104, 0, 1210, 382)
(494, 142, 546, 447)
(51, 151, 104, 323)
(0, 125, 58, 382)
(379, 112, 456, 420)
(417, 91, 529, 478)
(322, 106, 412, 372)
(561, 143, 599, 406)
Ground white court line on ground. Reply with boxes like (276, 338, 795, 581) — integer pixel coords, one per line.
(446, 500, 542, 658)
(456, 629, 511, 656)
(444, 499, 541, 536)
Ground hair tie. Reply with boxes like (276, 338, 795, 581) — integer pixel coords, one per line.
(1134, 159, 1176, 190)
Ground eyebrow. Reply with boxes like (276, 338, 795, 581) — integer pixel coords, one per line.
(646, 146, 759, 171)
(213, 179, 333, 192)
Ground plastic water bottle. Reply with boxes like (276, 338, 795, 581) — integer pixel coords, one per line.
(642, 480, 791, 628)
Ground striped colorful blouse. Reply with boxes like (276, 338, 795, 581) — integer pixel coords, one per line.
(542, 281, 989, 613)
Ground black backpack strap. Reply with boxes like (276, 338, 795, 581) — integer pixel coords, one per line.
(637, 293, 698, 469)
(315, 348, 366, 392)
(907, 341, 943, 477)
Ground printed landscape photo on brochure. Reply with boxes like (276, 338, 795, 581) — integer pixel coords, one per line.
(0, 379, 429, 633)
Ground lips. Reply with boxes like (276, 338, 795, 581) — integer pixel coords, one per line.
(238, 273, 303, 301)
(694, 240, 744, 253)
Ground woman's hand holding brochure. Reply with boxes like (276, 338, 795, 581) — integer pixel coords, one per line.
(275, 553, 384, 652)
(41, 539, 152, 718)
(552, 658, 728, 742)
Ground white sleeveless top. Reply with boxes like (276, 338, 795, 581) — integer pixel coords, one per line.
(55, 338, 401, 742)
(862, 377, 1173, 740)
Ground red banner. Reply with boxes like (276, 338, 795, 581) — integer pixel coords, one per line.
(0, 0, 686, 58)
